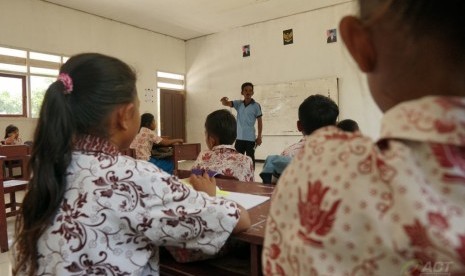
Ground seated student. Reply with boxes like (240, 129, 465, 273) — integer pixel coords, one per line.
(260, 95, 339, 183)
(337, 118, 360, 133)
(13, 53, 250, 275)
(130, 113, 183, 174)
(263, 0, 465, 275)
(3, 124, 22, 145)
(281, 94, 339, 158)
(192, 109, 254, 182)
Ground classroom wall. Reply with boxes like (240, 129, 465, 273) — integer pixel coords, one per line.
(0, 0, 185, 142)
(185, 0, 383, 159)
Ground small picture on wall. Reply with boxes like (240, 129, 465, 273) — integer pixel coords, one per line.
(283, 29, 293, 45)
(327, 28, 337, 43)
(242, 45, 250, 57)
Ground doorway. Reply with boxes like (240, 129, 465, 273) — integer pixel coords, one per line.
(159, 89, 185, 140)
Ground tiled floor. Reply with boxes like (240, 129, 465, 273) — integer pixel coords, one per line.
(0, 161, 265, 273)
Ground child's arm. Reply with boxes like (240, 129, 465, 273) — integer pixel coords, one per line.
(158, 138, 183, 146)
(232, 205, 251, 233)
(220, 97, 233, 107)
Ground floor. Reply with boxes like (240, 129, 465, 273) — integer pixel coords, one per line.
(0, 161, 265, 274)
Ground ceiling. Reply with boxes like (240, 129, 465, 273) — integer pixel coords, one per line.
(42, 0, 350, 40)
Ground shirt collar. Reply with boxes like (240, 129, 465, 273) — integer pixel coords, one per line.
(379, 96, 465, 146)
(74, 135, 120, 156)
(211, 144, 237, 152)
(243, 98, 256, 106)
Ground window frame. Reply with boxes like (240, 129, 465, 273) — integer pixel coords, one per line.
(0, 72, 27, 117)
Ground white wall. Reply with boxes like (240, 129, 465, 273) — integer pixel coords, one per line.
(0, 0, 185, 141)
(185, 1, 382, 159)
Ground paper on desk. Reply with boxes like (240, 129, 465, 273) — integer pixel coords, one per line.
(179, 178, 269, 209)
(221, 192, 269, 210)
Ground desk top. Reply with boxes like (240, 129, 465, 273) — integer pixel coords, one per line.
(215, 178, 274, 246)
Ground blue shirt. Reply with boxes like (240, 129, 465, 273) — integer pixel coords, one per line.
(232, 99, 262, 141)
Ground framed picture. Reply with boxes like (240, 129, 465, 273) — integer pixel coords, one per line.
(327, 28, 337, 43)
(242, 45, 250, 57)
(283, 29, 293, 45)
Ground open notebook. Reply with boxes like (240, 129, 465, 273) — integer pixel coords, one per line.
(179, 178, 269, 210)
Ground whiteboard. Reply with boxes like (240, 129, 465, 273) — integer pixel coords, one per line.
(254, 77, 338, 135)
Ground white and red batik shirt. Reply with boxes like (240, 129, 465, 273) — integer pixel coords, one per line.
(263, 96, 465, 275)
(130, 127, 163, 161)
(281, 137, 306, 158)
(192, 145, 254, 182)
(35, 135, 241, 275)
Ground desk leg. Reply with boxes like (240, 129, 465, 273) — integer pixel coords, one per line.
(250, 244, 263, 276)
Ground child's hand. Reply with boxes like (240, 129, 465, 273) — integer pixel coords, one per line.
(189, 172, 216, 197)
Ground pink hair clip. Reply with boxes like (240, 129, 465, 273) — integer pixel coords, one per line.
(58, 73, 73, 94)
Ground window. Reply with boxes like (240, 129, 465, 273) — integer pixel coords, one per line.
(156, 71, 184, 90)
(0, 73, 27, 116)
(0, 45, 67, 118)
(30, 76, 55, 118)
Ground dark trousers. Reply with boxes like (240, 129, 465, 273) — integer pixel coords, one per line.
(235, 139, 256, 167)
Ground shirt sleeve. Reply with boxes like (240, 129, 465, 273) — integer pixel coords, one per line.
(149, 132, 163, 144)
(128, 160, 240, 255)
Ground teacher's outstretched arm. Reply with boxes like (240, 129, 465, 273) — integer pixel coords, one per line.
(220, 97, 232, 107)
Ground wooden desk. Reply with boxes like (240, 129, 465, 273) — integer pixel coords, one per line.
(171, 143, 201, 175)
(160, 177, 274, 276)
(216, 179, 274, 276)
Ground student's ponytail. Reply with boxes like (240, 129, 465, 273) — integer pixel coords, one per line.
(13, 75, 75, 276)
(14, 53, 137, 276)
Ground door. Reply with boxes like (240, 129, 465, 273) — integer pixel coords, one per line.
(159, 89, 185, 140)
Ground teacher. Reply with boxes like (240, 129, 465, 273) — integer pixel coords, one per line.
(220, 82, 263, 167)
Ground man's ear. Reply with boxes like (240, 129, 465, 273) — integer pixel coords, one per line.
(297, 120, 303, 132)
(116, 103, 135, 131)
(339, 16, 376, 72)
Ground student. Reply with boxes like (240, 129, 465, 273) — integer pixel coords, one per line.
(13, 53, 250, 276)
(337, 118, 360, 133)
(220, 82, 262, 167)
(281, 94, 339, 158)
(192, 109, 254, 182)
(130, 113, 183, 174)
(3, 124, 22, 145)
(263, 0, 465, 275)
(260, 94, 338, 184)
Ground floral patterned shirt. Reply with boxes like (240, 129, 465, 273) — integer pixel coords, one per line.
(36, 135, 240, 275)
(130, 127, 163, 161)
(280, 137, 306, 158)
(192, 145, 254, 182)
(263, 96, 465, 275)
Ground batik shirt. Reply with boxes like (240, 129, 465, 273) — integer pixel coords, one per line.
(192, 145, 254, 182)
(36, 136, 240, 275)
(263, 96, 465, 275)
(130, 127, 163, 161)
(280, 137, 306, 158)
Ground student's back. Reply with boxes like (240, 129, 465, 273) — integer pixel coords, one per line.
(263, 0, 465, 275)
(192, 109, 254, 182)
(14, 53, 250, 276)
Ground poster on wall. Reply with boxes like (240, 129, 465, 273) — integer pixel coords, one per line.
(283, 29, 293, 45)
(327, 28, 337, 43)
(242, 45, 250, 57)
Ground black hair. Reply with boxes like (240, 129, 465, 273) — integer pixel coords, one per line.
(205, 109, 237, 145)
(298, 94, 339, 135)
(337, 119, 360, 132)
(241, 82, 253, 91)
(140, 113, 155, 129)
(360, 0, 465, 51)
(14, 53, 137, 276)
(4, 124, 18, 139)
